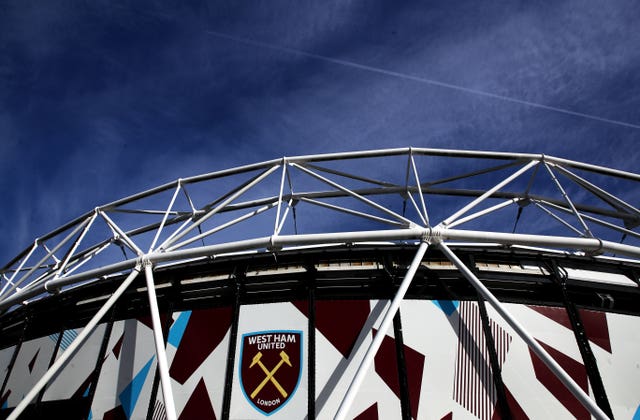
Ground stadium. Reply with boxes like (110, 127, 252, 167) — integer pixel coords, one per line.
(1, 147, 639, 419)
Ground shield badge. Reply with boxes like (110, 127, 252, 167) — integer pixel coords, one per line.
(239, 330, 303, 415)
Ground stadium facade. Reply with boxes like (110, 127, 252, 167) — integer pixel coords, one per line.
(1, 148, 639, 419)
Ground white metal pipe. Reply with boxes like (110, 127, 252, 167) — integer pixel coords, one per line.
(159, 175, 260, 251)
(166, 202, 278, 252)
(6, 218, 92, 298)
(56, 241, 112, 279)
(410, 153, 430, 226)
(7, 147, 639, 270)
(161, 165, 280, 250)
(6, 266, 142, 420)
(565, 207, 640, 240)
(274, 160, 287, 235)
(334, 241, 429, 420)
(554, 165, 640, 217)
(41, 243, 60, 264)
(538, 154, 640, 182)
(405, 192, 428, 226)
(440, 160, 539, 227)
(143, 262, 177, 420)
(447, 198, 520, 229)
(544, 163, 593, 237)
(424, 161, 522, 190)
(440, 229, 604, 251)
(275, 200, 293, 235)
(5, 227, 640, 313)
(99, 211, 144, 256)
(55, 213, 97, 278)
(182, 183, 197, 213)
(149, 182, 182, 252)
(291, 162, 415, 226)
(305, 162, 395, 187)
(533, 202, 584, 236)
(155, 216, 194, 254)
(298, 197, 404, 227)
(438, 242, 610, 420)
(0, 242, 38, 295)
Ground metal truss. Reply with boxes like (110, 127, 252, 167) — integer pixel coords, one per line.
(3, 147, 640, 419)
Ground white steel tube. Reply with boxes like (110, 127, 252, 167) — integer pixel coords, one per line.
(334, 241, 429, 420)
(275, 200, 293, 235)
(5, 226, 640, 313)
(6, 266, 142, 420)
(7, 148, 638, 269)
(554, 165, 640, 217)
(55, 213, 97, 278)
(291, 162, 415, 226)
(143, 262, 177, 420)
(274, 160, 287, 235)
(447, 198, 520, 229)
(6, 218, 92, 298)
(100, 211, 144, 256)
(440, 160, 538, 227)
(149, 182, 182, 252)
(305, 162, 395, 187)
(406, 192, 429, 226)
(298, 197, 404, 227)
(161, 164, 280, 250)
(438, 242, 610, 420)
(0, 242, 38, 295)
(544, 163, 592, 237)
(410, 153, 430, 226)
(533, 202, 584, 236)
(55, 241, 111, 279)
(166, 202, 278, 252)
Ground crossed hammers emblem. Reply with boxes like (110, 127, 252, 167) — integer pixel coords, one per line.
(249, 350, 292, 399)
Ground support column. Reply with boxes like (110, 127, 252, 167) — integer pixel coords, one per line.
(438, 243, 609, 420)
(306, 264, 317, 420)
(221, 269, 243, 420)
(143, 261, 177, 420)
(335, 241, 429, 420)
(549, 261, 613, 418)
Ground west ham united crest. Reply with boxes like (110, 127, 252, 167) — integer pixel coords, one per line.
(239, 330, 303, 415)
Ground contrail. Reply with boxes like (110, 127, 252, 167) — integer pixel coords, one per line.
(206, 30, 640, 130)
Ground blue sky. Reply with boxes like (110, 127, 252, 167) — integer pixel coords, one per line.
(1, 0, 639, 265)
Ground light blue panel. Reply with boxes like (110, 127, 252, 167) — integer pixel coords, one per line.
(119, 356, 155, 419)
(167, 310, 192, 348)
(432, 299, 459, 316)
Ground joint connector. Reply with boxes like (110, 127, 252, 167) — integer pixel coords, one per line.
(586, 238, 604, 257)
(267, 236, 282, 253)
(44, 282, 60, 295)
(425, 227, 442, 245)
(140, 255, 154, 269)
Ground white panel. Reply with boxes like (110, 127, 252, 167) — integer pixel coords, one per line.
(42, 323, 106, 401)
(562, 267, 637, 288)
(400, 299, 459, 419)
(0, 345, 16, 394)
(4, 336, 57, 408)
(592, 311, 640, 419)
(488, 303, 585, 419)
(90, 319, 157, 419)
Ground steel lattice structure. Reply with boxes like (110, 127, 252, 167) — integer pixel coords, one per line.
(2, 147, 640, 420)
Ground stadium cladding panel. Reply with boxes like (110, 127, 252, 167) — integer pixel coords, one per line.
(1, 148, 640, 420)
